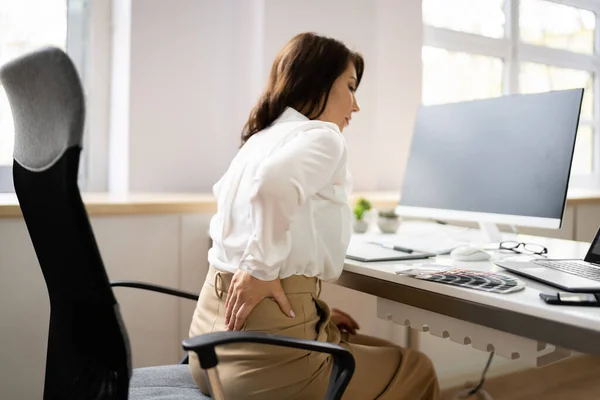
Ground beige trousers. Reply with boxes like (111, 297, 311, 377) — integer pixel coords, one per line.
(188, 267, 441, 400)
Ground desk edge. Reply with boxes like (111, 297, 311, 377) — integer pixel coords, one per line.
(334, 270, 600, 355)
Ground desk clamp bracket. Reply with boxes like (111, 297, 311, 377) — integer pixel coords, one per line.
(377, 297, 571, 367)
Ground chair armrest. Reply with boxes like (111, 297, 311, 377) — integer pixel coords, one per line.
(183, 331, 355, 400)
(111, 280, 196, 365)
(110, 280, 199, 301)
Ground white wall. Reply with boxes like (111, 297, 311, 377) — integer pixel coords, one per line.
(109, 0, 423, 193)
(127, 0, 240, 192)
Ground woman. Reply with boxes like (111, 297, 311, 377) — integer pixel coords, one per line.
(189, 32, 440, 400)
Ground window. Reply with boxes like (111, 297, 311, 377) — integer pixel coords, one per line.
(0, 0, 88, 192)
(520, 0, 595, 54)
(422, 47, 504, 105)
(423, 0, 506, 39)
(423, 0, 600, 175)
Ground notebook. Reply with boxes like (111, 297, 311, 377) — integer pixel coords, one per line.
(345, 235, 436, 262)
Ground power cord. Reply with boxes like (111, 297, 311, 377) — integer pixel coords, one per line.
(454, 351, 495, 399)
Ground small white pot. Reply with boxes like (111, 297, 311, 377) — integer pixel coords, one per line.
(378, 216, 401, 234)
(353, 218, 369, 233)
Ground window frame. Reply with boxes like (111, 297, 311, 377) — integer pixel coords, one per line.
(67, 0, 91, 189)
(423, 0, 600, 175)
(0, 0, 91, 192)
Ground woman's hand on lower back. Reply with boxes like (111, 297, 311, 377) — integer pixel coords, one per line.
(224, 269, 295, 331)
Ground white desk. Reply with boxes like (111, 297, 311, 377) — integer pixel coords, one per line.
(334, 222, 600, 367)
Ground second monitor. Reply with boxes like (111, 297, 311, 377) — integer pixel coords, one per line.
(396, 89, 584, 242)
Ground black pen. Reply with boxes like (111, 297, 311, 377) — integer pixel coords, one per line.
(368, 241, 415, 254)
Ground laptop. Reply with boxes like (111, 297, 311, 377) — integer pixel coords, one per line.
(345, 235, 436, 262)
(495, 228, 600, 292)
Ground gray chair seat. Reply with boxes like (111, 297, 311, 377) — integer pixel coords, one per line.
(129, 365, 211, 400)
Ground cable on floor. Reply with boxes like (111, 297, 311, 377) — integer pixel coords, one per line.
(453, 351, 495, 399)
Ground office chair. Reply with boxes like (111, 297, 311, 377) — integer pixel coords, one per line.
(0, 47, 355, 400)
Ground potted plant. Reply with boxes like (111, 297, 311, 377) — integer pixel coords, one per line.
(377, 209, 402, 234)
(353, 197, 372, 233)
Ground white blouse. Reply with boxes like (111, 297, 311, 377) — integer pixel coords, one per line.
(207, 107, 353, 281)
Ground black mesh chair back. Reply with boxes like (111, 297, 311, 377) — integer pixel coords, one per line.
(0, 47, 132, 400)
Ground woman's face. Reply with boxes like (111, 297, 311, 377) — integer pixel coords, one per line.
(318, 62, 360, 132)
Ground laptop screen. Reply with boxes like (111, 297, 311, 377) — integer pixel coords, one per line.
(586, 229, 600, 264)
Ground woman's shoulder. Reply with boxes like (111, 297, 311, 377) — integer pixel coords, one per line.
(270, 107, 341, 135)
(247, 112, 346, 156)
(279, 119, 345, 148)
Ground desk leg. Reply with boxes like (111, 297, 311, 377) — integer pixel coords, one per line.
(407, 327, 420, 351)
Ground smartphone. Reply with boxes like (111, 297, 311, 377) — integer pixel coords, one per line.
(539, 292, 600, 306)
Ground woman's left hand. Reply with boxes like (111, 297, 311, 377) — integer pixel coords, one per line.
(331, 308, 360, 335)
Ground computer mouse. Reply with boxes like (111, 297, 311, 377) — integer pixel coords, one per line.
(450, 245, 491, 261)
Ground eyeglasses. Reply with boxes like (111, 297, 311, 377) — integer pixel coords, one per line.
(499, 241, 548, 256)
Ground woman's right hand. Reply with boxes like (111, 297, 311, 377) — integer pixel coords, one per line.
(224, 269, 295, 331)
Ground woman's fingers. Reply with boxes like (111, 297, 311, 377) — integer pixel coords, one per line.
(339, 323, 357, 335)
(346, 313, 360, 330)
(225, 275, 236, 309)
(225, 287, 231, 309)
(224, 292, 236, 326)
(228, 294, 245, 331)
(272, 286, 295, 318)
(333, 308, 360, 330)
(233, 302, 254, 331)
(224, 279, 239, 325)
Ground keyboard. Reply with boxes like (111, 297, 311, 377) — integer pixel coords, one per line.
(533, 260, 600, 282)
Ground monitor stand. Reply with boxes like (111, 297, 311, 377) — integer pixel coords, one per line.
(478, 221, 502, 243)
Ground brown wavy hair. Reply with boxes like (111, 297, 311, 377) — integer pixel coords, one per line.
(240, 32, 364, 146)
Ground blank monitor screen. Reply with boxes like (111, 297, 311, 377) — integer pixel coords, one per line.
(398, 89, 583, 228)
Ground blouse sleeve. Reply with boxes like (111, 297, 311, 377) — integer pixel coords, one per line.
(238, 125, 346, 280)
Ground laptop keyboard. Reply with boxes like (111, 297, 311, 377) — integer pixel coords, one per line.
(533, 260, 600, 282)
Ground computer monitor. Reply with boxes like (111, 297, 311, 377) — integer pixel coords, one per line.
(395, 89, 584, 242)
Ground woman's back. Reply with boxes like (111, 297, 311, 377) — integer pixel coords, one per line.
(208, 107, 353, 281)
